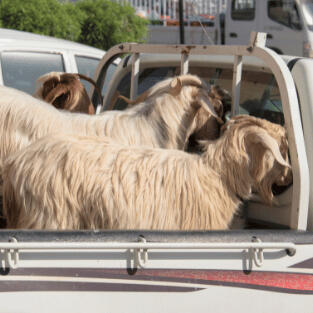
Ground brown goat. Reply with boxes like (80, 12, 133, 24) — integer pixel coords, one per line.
(34, 72, 103, 114)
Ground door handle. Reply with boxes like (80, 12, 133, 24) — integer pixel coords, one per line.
(230, 32, 238, 38)
(267, 33, 273, 39)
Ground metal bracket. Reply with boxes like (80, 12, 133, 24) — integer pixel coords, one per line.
(130, 53, 140, 101)
(248, 31, 267, 51)
(134, 236, 148, 268)
(231, 55, 242, 116)
(1, 237, 19, 270)
(250, 237, 264, 267)
(7, 237, 19, 269)
(180, 51, 189, 74)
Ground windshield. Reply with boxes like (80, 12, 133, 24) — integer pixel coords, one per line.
(301, 0, 313, 29)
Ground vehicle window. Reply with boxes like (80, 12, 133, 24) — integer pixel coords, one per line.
(113, 67, 176, 110)
(191, 66, 284, 125)
(1, 51, 65, 95)
(76, 55, 117, 97)
(231, 0, 256, 21)
(268, 0, 302, 30)
(112, 65, 284, 126)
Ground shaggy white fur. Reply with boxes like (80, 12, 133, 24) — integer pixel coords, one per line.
(2, 115, 292, 230)
(0, 74, 220, 166)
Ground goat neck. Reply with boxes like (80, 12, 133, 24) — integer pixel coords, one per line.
(131, 86, 201, 149)
(202, 131, 253, 202)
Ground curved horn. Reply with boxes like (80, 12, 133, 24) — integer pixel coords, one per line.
(76, 73, 103, 105)
(252, 131, 290, 168)
(117, 91, 150, 107)
(174, 74, 203, 87)
(169, 77, 183, 96)
(198, 98, 224, 124)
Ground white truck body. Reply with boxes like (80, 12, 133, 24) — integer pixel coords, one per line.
(0, 33, 312, 311)
(0, 230, 311, 313)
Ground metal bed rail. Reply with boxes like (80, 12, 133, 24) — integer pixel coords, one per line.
(90, 32, 309, 230)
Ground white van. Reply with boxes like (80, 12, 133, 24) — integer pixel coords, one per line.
(0, 28, 117, 96)
(223, 0, 313, 57)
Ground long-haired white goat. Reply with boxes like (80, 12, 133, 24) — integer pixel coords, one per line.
(118, 82, 230, 151)
(0, 74, 220, 166)
(2, 115, 292, 230)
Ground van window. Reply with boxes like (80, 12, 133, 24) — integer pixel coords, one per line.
(268, 0, 302, 30)
(231, 0, 256, 20)
(1, 51, 65, 95)
(76, 55, 116, 95)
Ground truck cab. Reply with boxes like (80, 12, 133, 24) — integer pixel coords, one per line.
(224, 0, 313, 57)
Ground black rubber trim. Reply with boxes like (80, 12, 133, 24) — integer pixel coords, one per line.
(287, 57, 303, 71)
(122, 55, 131, 68)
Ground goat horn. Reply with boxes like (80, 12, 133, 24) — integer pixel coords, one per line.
(117, 91, 149, 107)
(76, 73, 103, 105)
(198, 98, 224, 125)
(248, 130, 290, 168)
(170, 77, 182, 95)
(175, 75, 203, 87)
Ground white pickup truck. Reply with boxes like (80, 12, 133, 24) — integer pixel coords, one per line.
(0, 33, 312, 312)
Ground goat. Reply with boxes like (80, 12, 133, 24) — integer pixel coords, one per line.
(2, 115, 292, 230)
(0, 74, 220, 166)
(34, 72, 103, 115)
(119, 82, 231, 152)
(0, 74, 221, 214)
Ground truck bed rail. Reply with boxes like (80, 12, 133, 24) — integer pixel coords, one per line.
(91, 32, 309, 230)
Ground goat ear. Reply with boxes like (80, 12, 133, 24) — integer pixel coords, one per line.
(34, 72, 62, 98)
(210, 97, 223, 118)
(33, 74, 52, 98)
(247, 130, 290, 168)
(117, 94, 138, 106)
(170, 77, 182, 95)
(198, 98, 224, 125)
(245, 129, 290, 205)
